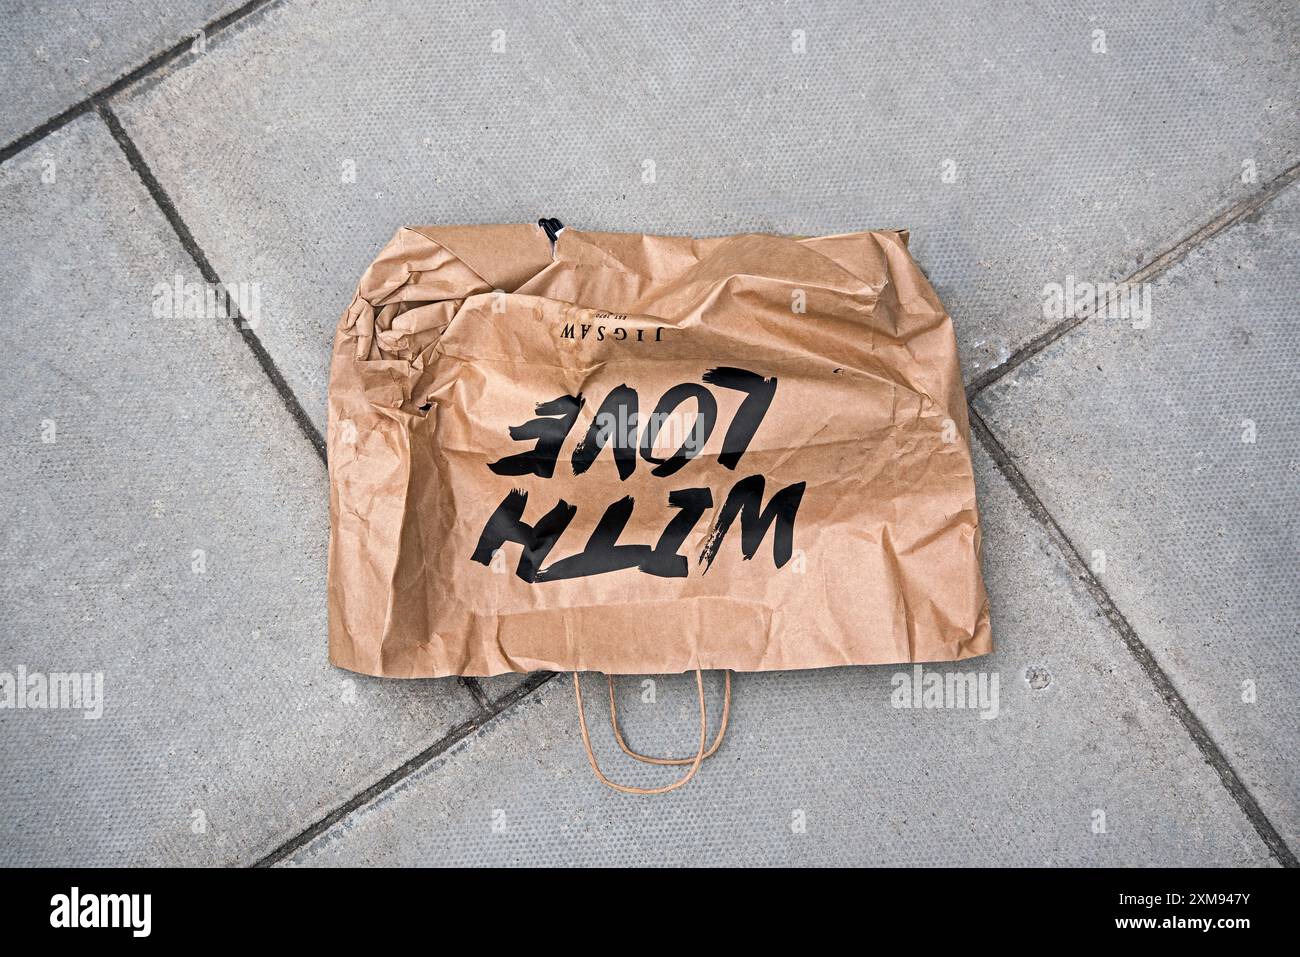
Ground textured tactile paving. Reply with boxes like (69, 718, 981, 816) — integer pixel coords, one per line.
(0, 115, 479, 865)
(976, 179, 1300, 853)
(0, 0, 241, 143)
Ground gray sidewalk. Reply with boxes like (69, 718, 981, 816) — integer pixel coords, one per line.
(1, 0, 1296, 866)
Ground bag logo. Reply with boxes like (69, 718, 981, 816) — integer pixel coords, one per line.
(560, 312, 665, 343)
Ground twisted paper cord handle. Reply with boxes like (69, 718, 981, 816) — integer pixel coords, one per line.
(573, 669, 731, 794)
(608, 671, 731, 765)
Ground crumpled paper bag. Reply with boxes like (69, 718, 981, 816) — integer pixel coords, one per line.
(328, 223, 991, 677)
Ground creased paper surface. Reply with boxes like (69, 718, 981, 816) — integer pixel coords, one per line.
(328, 225, 991, 677)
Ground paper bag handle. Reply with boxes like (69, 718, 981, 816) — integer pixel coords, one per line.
(609, 670, 731, 765)
(573, 669, 731, 794)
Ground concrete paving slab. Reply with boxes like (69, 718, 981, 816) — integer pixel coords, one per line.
(0, 114, 479, 866)
(285, 445, 1273, 867)
(975, 180, 1300, 853)
(0, 0, 242, 144)
(114, 0, 1300, 432)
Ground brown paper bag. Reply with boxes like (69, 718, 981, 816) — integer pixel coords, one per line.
(329, 220, 991, 791)
(328, 221, 991, 684)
